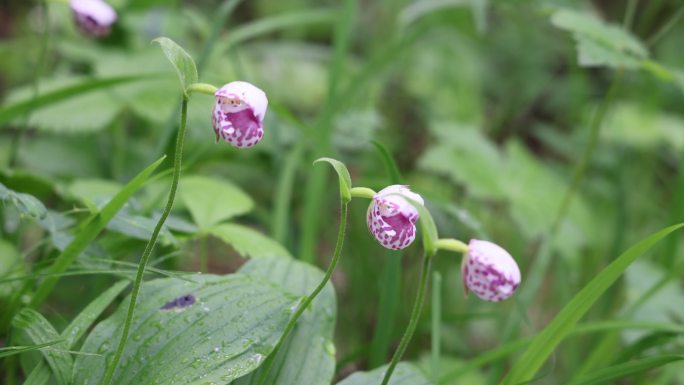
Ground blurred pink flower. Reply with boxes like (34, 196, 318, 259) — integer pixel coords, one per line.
(461, 239, 521, 302)
(367, 185, 423, 250)
(212, 81, 268, 148)
(69, 0, 117, 38)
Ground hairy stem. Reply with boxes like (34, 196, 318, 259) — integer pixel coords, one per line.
(101, 96, 189, 385)
(257, 201, 349, 385)
(381, 253, 432, 385)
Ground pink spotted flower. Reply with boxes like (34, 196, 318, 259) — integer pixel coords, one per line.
(367, 185, 423, 250)
(69, 0, 117, 38)
(461, 240, 521, 302)
(211, 81, 268, 148)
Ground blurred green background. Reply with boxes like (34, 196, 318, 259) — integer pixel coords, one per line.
(1, 0, 684, 383)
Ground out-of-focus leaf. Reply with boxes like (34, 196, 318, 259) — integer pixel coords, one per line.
(0, 182, 47, 219)
(0, 239, 24, 298)
(179, 176, 254, 229)
(337, 362, 434, 385)
(73, 274, 298, 385)
(234, 256, 336, 385)
(208, 223, 292, 259)
(66, 179, 125, 211)
(551, 9, 648, 69)
(621, 261, 684, 343)
(602, 102, 684, 151)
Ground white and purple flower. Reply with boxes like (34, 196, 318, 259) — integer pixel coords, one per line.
(367, 185, 423, 250)
(211, 81, 268, 148)
(461, 239, 521, 302)
(69, 0, 117, 38)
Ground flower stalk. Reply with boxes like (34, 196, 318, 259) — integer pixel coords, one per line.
(256, 201, 349, 385)
(101, 95, 189, 385)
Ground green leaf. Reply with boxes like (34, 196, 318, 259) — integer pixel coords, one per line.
(234, 256, 336, 385)
(73, 274, 298, 385)
(0, 182, 47, 219)
(551, 9, 648, 69)
(153, 37, 199, 95)
(0, 75, 146, 126)
(24, 281, 130, 385)
(28, 156, 166, 308)
(0, 341, 62, 359)
(314, 157, 352, 203)
(12, 309, 72, 385)
(208, 223, 292, 259)
(501, 223, 684, 385)
(179, 176, 254, 229)
(567, 355, 684, 385)
(337, 362, 434, 385)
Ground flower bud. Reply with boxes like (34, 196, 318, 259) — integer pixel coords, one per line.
(212, 81, 268, 148)
(69, 0, 117, 38)
(461, 240, 521, 302)
(367, 185, 423, 250)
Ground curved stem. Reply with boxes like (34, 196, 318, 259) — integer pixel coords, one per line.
(186, 82, 218, 96)
(434, 238, 468, 254)
(101, 96, 189, 385)
(256, 201, 349, 385)
(381, 253, 432, 385)
(350, 186, 376, 199)
(9, 2, 50, 167)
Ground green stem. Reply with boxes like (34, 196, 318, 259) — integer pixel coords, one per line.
(431, 271, 442, 383)
(100, 96, 189, 385)
(381, 253, 432, 385)
(257, 201, 349, 385)
(350, 186, 377, 199)
(646, 4, 684, 46)
(9, 2, 50, 167)
(186, 82, 218, 96)
(551, 71, 622, 233)
(434, 238, 468, 254)
(623, 0, 638, 29)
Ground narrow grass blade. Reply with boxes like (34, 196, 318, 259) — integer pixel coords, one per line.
(501, 223, 684, 385)
(0, 340, 62, 359)
(28, 156, 165, 308)
(567, 355, 684, 385)
(371, 140, 404, 184)
(0, 76, 146, 126)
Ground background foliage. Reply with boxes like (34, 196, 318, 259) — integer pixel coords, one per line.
(1, 0, 684, 384)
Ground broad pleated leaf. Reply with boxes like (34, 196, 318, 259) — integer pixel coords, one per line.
(337, 363, 434, 385)
(233, 256, 336, 385)
(12, 309, 72, 385)
(209, 223, 292, 259)
(179, 176, 254, 229)
(73, 274, 298, 385)
(502, 223, 684, 385)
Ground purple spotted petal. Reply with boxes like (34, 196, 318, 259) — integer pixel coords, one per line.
(212, 81, 268, 148)
(461, 239, 521, 302)
(69, 0, 117, 38)
(367, 185, 423, 250)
